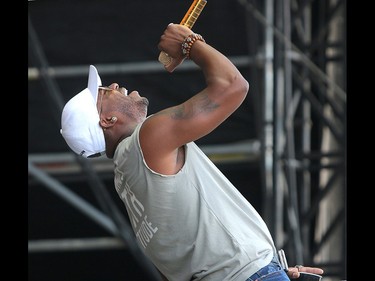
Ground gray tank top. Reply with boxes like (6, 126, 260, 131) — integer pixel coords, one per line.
(113, 123, 277, 281)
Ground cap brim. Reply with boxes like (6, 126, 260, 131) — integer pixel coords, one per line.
(87, 65, 102, 101)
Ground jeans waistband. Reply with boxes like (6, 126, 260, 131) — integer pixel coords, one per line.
(246, 255, 287, 281)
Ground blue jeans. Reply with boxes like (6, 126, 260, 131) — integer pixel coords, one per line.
(246, 255, 290, 281)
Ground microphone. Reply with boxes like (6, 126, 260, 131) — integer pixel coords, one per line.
(158, 0, 207, 71)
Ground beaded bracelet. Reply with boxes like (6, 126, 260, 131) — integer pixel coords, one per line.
(181, 33, 205, 59)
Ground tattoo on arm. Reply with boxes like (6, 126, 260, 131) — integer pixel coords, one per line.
(171, 93, 219, 120)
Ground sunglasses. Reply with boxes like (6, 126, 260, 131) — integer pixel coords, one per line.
(97, 86, 128, 116)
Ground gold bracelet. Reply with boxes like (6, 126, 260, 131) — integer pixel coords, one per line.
(181, 33, 205, 59)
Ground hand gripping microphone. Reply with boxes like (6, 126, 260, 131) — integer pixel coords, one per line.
(158, 0, 207, 71)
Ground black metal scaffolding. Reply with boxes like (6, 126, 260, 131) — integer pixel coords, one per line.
(240, 0, 346, 279)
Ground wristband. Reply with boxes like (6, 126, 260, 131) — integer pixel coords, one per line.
(181, 33, 205, 59)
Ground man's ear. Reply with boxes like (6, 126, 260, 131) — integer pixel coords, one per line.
(100, 116, 117, 129)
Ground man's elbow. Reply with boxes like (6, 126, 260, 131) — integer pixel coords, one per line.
(241, 77, 249, 97)
(232, 74, 249, 101)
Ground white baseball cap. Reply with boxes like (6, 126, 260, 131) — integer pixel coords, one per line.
(60, 65, 106, 158)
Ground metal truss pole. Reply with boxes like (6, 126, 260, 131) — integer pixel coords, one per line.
(238, 1, 346, 279)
